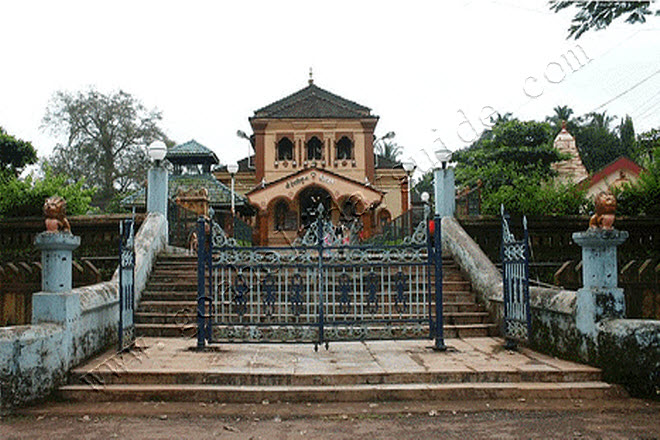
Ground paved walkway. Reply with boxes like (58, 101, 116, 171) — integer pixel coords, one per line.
(73, 337, 598, 380)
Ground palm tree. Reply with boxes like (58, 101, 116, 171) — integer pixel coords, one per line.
(375, 140, 403, 163)
(585, 111, 616, 130)
(546, 105, 575, 132)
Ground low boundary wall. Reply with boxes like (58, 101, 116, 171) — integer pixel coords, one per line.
(0, 213, 167, 411)
(442, 217, 659, 398)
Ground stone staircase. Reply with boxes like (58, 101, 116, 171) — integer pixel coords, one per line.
(135, 253, 498, 339)
(57, 254, 625, 405)
(58, 337, 624, 403)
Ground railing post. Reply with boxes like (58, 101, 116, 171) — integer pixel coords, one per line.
(118, 219, 135, 353)
(207, 217, 214, 343)
(196, 217, 207, 349)
(426, 208, 434, 339)
(316, 204, 325, 351)
(433, 214, 446, 351)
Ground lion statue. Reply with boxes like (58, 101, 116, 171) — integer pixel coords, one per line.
(589, 191, 616, 230)
(43, 196, 72, 233)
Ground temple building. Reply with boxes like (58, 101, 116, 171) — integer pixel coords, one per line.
(215, 78, 409, 246)
(580, 156, 642, 199)
(551, 121, 589, 184)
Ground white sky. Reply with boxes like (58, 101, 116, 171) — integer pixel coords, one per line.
(1, 0, 659, 176)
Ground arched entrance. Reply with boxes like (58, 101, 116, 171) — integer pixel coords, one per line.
(298, 186, 332, 228)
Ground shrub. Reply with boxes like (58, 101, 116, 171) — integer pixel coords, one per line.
(0, 168, 95, 218)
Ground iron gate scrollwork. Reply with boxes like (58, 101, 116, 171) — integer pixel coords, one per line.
(500, 205, 531, 349)
(118, 219, 135, 352)
(197, 204, 444, 350)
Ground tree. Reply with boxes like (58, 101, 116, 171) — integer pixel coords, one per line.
(545, 105, 577, 133)
(375, 139, 403, 163)
(615, 145, 660, 216)
(42, 88, 169, 209)
(412, 170, 434, 204)
(452, 119, 586, 215)
(0, 127, 37, 178)
(619, 115, 636, 157)
(635, 128, 660, 165)
(572, 111, 628, 172)
(549, 1, 659, 39)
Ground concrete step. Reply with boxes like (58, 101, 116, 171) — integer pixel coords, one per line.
(58, 381, 623, 403)
(147, 271, 468, 284)
(140, 291, 198, 301)
(134, 311, 492, 326)
(135, 323, 498, 338)
(137, 301, 487, 315)
(444, 312, 491, 325)
(445, 324, 499, 338)
(68, 367, 602, 386)
(143, 281, 472, 292)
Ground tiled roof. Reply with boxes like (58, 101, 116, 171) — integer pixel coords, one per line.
(586, 156, 643, 187)
(252, 84, 376, 119)
(166, 140, 219, 165)
(121, 173, 247, 208)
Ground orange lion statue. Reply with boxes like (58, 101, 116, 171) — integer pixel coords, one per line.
(43, 196, 72, 233)
(589, 191, 616, 230)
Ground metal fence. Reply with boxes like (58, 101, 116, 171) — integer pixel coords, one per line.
(196, 205, 444, 350)
(367, 208, 426, 245)
(118, 219, 135, 352)
(500, 205, 531, 349)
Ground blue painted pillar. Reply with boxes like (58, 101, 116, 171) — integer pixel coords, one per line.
(572, 229, 628, 338)
(32, 232, 81, 324)
(147, 167, 168, 217)
(433, 167, 455, 218)
(34, 232, 80, 293)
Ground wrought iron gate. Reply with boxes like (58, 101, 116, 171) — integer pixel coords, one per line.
(197, 205, 444, 350)
(118, 218, 136, 352)
(500, 205, 531, 349)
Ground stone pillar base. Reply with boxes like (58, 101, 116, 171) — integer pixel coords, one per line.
(32, 291, 81, 324)
(576, 287, 625, 337)
(572, 229, 628, 339)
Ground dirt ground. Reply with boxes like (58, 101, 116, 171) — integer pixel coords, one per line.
(2, 399, 659, 440)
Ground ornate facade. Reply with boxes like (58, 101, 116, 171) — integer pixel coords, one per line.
(215, 80, 409, 245)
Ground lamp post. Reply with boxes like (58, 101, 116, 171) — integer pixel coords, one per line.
(431, 147, 454, 352)
(236, 130, 255, 169)
(147, 140, 168, 220)
(401, 161, 415, 212)
(227, 163, 239, 217)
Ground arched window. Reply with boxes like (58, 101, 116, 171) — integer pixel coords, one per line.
(336, 136, 353, 160)
(277, 137, 293, 161)
(306, 136, 323, 161)
(340, 198, 358, 220)
(274, 199, 297, 231)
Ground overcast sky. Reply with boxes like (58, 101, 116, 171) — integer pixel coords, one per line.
(1, 0, 658, 175)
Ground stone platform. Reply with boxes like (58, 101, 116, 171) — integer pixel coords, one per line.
(58, 337, 624, 403)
